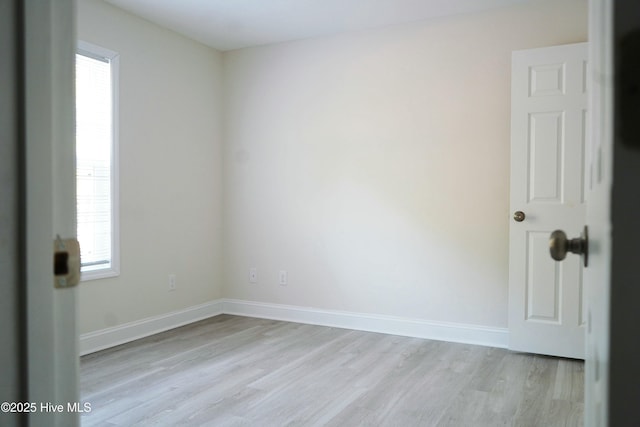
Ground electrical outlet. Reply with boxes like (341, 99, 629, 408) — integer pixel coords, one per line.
(249, 268, 258, 284)
(168, 274, 177, 291)
(279, 270, 287, 286)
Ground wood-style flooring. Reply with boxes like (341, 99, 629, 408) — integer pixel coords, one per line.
(80, 315, 584, 426)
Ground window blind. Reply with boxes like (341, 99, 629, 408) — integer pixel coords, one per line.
(76, 53, 113, 272)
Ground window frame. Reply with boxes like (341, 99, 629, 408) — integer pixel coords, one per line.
(76, 40, 120, 281)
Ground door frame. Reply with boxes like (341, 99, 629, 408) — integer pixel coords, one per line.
(608, 0, 640, 423)
(585, 0, 640, 425)
(0, 1, 27, 424)
(2, 1, 79, 426)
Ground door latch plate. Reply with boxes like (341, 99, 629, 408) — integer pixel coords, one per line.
(54, 237, 80, 288)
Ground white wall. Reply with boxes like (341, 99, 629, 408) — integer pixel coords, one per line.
(77, 0, 223, 334)
(222, 0, 588, 328)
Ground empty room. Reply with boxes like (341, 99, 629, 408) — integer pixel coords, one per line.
(75, 0, 587, 424)
(5, 0, 639, 426)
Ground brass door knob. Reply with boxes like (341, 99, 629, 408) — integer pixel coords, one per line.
(549, 226, 589, 267)
(513, 211, 526, 222)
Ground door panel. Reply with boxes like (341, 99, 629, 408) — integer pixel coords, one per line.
(509, 43, 587, 359)
(528, 111, 564, 202)
(526, 231, 561, 323)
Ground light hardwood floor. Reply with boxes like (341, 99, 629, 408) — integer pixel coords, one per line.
(80, 315, 584, 426)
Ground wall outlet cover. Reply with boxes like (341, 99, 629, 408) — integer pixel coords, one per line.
(279, 270, 287, 286)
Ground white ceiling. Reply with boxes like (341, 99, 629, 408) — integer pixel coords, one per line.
(104, 0, 531, 51)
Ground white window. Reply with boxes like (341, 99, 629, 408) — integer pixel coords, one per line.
(75, 41, 119, 280)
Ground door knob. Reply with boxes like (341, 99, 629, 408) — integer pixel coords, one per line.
(549, 226, 589, 267)
(513, 211, 526, 222)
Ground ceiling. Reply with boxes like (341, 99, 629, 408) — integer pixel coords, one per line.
(104, 0, 531, 51)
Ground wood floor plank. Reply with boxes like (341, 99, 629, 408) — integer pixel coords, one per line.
(80, 315, 584, 426)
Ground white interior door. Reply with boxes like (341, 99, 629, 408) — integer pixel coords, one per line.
(23, 1, 79, 426)
(508, 43, 588, 359)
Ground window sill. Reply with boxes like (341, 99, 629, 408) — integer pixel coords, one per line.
(81, 267, 119, 282)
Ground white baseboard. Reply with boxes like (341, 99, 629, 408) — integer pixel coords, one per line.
(223, 299, 508, 349)
(80, 298, 508, 355)
(79, 300, 224, 355)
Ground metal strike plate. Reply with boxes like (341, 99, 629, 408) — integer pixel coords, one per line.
(54, 237, 81, 288)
